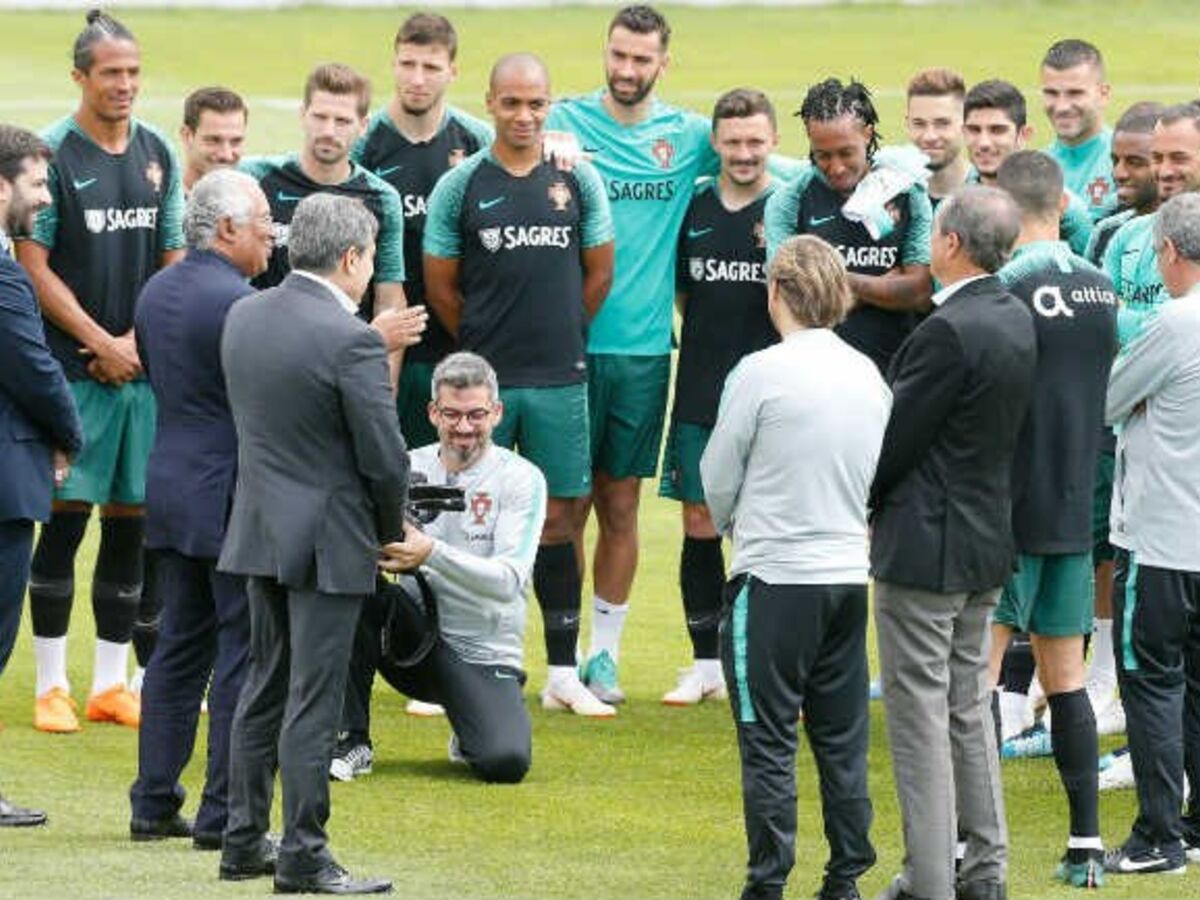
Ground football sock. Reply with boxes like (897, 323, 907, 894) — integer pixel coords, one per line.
(29, 509, 89, 639)
(132, 548, 162, 667)
(589, 596, 628, 662)
(92, 638, 130, 694)
(1048, 689, 1100, 842)
(696, 658, 723, 684)
(533, 542, 580, 667)
(33, 636, 69, 697)
(1088, 619, 1116, 690)
(92, 516, 144, 644)
(1000, 631, 1036, 694)
(680, 536, 723, 661)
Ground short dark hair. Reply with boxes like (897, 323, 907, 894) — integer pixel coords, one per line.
(303, 63, 371, 119)
(1042, 38, 1105, 76)
(608, 5, 671, 50)
(996, 150, 1064, 220)
(1157, 102, 1200, 133)
(394, 12, 458, 60)
(799, 78, 881, 158)
(712, 88, 776, 132)
(906, 67, 965, 102)
(964, 79, 1027, 129)
(72, 8, 136, 72)
(0, 124, 52, 184)
(183, 87, 247, 131)
(1114, 101, 1164, 136)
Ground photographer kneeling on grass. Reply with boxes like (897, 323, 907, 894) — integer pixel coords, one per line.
(336, 352, 547, 785)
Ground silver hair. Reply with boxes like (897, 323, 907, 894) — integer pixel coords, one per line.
(1154, 192, 1200, 263)
(936, 185, 1021, 274)
(431, 352, 499, 402)
(183, 169, 259, 251)
(288, 193, 378, 274)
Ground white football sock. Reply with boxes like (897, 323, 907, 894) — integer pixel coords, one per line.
(1087, 619, 1116, 690)
(695, 658, 723, 684)
(91, 638, 129, 694)
(547, 665, 580, 690)
(588, 596, 628, 661)
(33, 636, 69, 697)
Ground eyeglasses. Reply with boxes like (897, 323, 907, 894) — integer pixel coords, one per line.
(436, 406, 492, 425)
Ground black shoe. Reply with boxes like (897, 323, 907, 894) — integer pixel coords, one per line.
(0, 795, 47, 828)
(130, 812, 194, 842)
(220, 835, 280, 881)
(739, 885, 783, 900)
(274, 862, 392, 895)
(956, 881, 1006, 900)
(193, 830, 223, 851)
(1103, 839, 1187, 875)
(818, 882, 861, 900)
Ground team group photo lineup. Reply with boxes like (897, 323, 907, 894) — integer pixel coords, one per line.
(0, 1, 1198, 898)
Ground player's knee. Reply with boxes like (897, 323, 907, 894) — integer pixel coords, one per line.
(594, 482, 640, 534)
(540, 503, 575, 544)
(681, 503, 716, 538)
(471, 745, 530, 784)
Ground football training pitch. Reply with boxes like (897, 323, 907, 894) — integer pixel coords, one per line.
(1, 2, 1198, 898)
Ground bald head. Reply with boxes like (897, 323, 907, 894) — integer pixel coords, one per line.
(486, 53, 552, 154)
(489, 53, 550, 93)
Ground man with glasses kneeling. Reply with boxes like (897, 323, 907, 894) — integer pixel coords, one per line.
(333, 352, 547, 784)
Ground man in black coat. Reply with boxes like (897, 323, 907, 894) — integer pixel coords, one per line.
(870, 185, 1037, 900)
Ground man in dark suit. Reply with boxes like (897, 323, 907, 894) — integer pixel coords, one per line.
(0, 124, 83, 827)
(218, 192, 408, 895)
(127, 169, 274, 847)
(870, 185, 1037, 900)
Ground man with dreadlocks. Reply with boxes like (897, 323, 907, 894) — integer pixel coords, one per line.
(765, 78, 933, 373)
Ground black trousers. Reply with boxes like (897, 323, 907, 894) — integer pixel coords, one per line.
(129, 550, 249, 836)
(223, 577, 363, 878)
(342, 591, 531, 784)
(720, 575, 875, 895)
(0, 519, 34, 676)
(1112, 550, 1200, 848)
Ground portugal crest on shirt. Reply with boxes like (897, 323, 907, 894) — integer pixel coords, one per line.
(479, 227, 502, 253)
(470, 491, 493, 525)
(1087, 175, 1110, 207)
(651, 137, 675, 170)
(145, 160, 163, 194)
(753, 220, 766, 249)
(548, 180, 572, 211)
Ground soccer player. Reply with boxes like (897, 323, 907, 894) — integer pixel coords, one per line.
(765, 77, 933, 374)
(905, 67, 969, 210)
(987, 151, 1117, 888)
(963, 79, 1093, 256)
(659, 88, 779, 706)
(179, 87, 247, 194)
(1041, 39, 1116, 223)
(424, 53, 616, 716)
(15, 11, 185, 733)
(1086, 103, 1164, 266)
(353, 12, 492, 450)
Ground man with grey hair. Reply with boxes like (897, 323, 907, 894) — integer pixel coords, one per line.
(335, 350, 547, 784)
(128, 168, 272, 846)
(701, 235, 890, 900)
(219, 191, 406, 894)
(870, 185, 1036, 900)
(1103, 190, 1200, 876)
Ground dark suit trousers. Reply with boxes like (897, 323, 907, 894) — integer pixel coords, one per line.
(0, 519, 34, 675)
(130, 550, 249, 836)
(224, 576, 363, 878)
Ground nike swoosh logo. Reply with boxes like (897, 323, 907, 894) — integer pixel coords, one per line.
(376, 165, 403, 178)
(478, 197, 506, 210)
(73, 177, 97, 191)
(687, 227, 713, 239)
(276, 191, 305, 203)
(808, 214, 836, 227)
(1114, 856, 1176, 872)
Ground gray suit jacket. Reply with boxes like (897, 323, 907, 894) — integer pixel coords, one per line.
(218, 272, 408, 595)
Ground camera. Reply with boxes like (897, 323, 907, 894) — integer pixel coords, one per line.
(406, 471, 466, 525)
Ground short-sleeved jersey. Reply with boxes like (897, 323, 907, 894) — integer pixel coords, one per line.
(1085, 206, 1135, 267)
(352, 107, 492, 362)
(673, 179, 778, 427)
(241, 154, 405, 301)
(546, 91, 718, 356)
(1047, 129, 1117, 223)
(999, 241, 1117, 553)
(27, 116, 184, 380)
(764, 164, 932, 371)
(964, 168, 1093, 256)
(424, 150, 612, 387)
(1101, 211, 1164, 349)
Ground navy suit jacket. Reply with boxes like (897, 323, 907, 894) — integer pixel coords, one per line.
(0, 250, 82, 523)
(134, 249, 252, 559)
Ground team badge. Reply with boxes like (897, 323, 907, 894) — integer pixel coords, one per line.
(753, 221, 766, 249)
(470, 491, 493, 525)
(144, 160, 163, 194)
(479, 227, 502, 253)
(84, 209, 106, 234)
(1087, 175, 1110, 207)
(448, 147, 466, 168)
(688, 257, 705, 281)
(548, 180, 572, 211)
(650, 137, 675, 170)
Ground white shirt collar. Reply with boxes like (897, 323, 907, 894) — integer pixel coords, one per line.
(292, 269, 359, 316)
(931, 273, 989, 307)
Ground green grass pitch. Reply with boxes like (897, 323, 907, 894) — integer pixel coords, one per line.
(1, 2, 1198, 898)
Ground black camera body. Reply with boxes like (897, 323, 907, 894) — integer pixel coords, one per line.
(406, 471, 466, 525)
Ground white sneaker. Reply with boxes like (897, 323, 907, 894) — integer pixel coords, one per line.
(1098, 752, 1135, 791)
(661, 666, 728, 706)
(541, 672, 616, 718)
(1091, 692, 1127, 736)
(998, 690, 1034, 741)
(405, 699, 445, 717)
(329, 741, 373, 782)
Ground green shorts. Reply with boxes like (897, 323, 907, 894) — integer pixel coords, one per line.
(58, 380, 155, 506)
(397, 359, 438, 450)
(493, 383, 591, 498)
(994, 552, 1095, 636)
(1092, 446, 1116, 564)
(587, 353, 670, 480)
(658, 421, 712, 504)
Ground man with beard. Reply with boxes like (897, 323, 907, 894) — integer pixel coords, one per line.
(905, 67, 969, 211)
